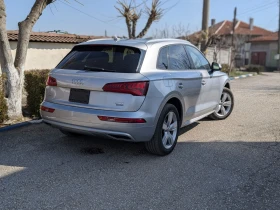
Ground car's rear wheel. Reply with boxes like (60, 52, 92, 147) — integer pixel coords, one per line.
(145, 104, 180, 156)
(209, 87, 234, 120)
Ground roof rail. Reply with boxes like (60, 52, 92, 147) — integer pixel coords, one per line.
(85, 38, 113, 42)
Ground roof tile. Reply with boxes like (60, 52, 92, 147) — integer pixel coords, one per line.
(7, 30, 104, 43)
(250, 32, 278, 42)
(187, 20, 274, 42)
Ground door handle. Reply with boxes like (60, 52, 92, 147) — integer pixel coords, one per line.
(201, 80, 206, 85)
(178, 83, 183, 89)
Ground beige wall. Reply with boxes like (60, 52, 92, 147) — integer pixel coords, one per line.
(250, 41, 278, 68)
(1, 41, 75, 72)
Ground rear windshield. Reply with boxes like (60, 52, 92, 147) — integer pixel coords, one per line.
(56, 45, 141, 73)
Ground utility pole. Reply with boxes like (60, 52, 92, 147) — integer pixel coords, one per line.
(278, 0, 280, 71)
(201, 0, 210, 51)
(232, 7, 237, 47)
(230, 7, 237, 71)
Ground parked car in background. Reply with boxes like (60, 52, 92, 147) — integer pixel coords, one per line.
(41, 38, 234, 156)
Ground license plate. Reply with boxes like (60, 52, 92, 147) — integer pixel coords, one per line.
(69, 89, 90, 104)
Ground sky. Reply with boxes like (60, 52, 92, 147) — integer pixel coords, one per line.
(5, 0, 279, 37)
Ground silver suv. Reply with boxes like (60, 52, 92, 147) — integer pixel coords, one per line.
(41, 38, 234, 155)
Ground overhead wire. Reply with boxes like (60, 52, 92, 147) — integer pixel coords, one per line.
(57, 0, 127, 32)
(238, 0, 277, 14)
(238, 1, 278, 17)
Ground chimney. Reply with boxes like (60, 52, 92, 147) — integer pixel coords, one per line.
(249, 18, 254, 30)
(211, 19, 216, 26)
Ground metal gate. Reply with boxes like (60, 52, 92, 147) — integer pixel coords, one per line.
(251, 52, 266, 66)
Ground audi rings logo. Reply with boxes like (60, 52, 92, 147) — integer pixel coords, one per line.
(72, 79, 84, 85)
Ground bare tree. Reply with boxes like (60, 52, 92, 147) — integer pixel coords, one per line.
(152, 24, 170, 38)
(186, 26, 220, 55)
(172, 23, 190, 38)
(199, 30, 220, 55)
(0, 0, 65, 119)
(153, 23, 190, 39)
(115, 1, 133, 38)
(115, 0, 164, 39)
(213, 35, 227, 63)
(229, 34, 247, 71)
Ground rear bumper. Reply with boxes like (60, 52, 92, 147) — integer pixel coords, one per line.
(41, 101, 156, 142)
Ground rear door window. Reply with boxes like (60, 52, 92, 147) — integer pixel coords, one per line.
(157, 47, 169, 69)
(168, 45, 192, 70)
(185, 46, 211, 70)
(57, 45, 141, 73)
(157, 45, 192, 70)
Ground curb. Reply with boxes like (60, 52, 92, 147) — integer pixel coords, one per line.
(0, 119, 43, 132)
(230, 73, 256, 80)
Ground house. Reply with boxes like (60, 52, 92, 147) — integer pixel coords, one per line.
(0, 31, 104, 72)
(187, 19, 274, 67)
(248, 32, 278, 70)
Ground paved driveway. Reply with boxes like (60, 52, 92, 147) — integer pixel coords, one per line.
(1, 73, 280, 210)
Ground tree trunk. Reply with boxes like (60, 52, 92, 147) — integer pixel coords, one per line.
(136, 18, 153, 38)
(125, 17, 132, 39)
(132, 19, 137, 39)
(0, 0, 23, 119)
(5, 66, 23, 119)
(0, 0, 53, 120)
(14, 0, 53, 70)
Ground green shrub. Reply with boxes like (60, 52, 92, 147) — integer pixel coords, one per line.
(24, 70, 50, 117)
(244, 65, 264, 74)
(221, 64, 230, 74)
(0, 74, 8, 123)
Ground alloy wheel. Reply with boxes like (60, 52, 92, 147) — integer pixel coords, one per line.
(162, 111, 178, 149)
(215, 92, 232, 117)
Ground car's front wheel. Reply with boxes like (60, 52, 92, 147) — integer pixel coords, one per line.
(145, 104, 180, 156)
(210, 87, 234, 120)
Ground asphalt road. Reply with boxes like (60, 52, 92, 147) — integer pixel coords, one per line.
(1, 73, 280, 210)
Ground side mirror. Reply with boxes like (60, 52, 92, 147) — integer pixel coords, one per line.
(211, 62, 222, 71)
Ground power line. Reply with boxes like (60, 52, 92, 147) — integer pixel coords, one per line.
(57, 0, 126, 32)
(239, 5, 277, 17)
(239, 2, 277, 16)
(238, 0, 277, 14)
(266, 14, 278, 26)
(238, 1, 278, 16)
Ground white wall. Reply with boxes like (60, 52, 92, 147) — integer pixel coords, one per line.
(1, 41, 75, 72)
(206, 46, 232, 65)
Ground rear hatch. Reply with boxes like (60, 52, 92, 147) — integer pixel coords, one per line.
(45, 44, 149, 112)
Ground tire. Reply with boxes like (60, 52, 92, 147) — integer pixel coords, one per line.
(209, 87, 234, 120)
(145, 104, 180, 156)
(60, 129, 79, 137)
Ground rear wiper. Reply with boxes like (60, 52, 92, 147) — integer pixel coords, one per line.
(162, 62, 168, 69)
(84, 65, 115, 72)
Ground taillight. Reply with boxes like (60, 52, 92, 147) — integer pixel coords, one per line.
(46, 76, 57, 86)
(98, 116, 146, 123)
(40, 106, 55, 113)
(102, 81, 149, 96)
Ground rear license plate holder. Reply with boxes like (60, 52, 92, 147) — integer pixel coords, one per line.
(69, 89, 90, 104)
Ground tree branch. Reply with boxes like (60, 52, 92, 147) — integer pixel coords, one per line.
(14, 0, 54, 74)
(0, 0, 19, 79)
(131, 10, 141, 38)
(115, 0, 133, 38)
(0, 0, 15, 72)
(136, 0, 163, 38)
